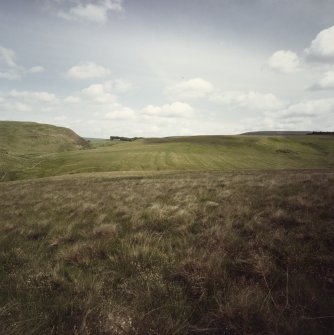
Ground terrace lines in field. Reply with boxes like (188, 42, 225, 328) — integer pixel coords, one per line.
(36, 136, 334, 177)
(1, 124, 334, 181)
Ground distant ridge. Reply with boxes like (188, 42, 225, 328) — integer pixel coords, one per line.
(241, 131, 311, 136)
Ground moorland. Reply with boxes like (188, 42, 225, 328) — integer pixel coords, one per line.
(0, 121, 333, 334)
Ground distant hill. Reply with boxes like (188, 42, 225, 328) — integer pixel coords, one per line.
(241, 131, 311, 136)
(0, 121, 88, 154)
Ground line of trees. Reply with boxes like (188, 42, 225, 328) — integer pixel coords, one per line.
(308, 131, 334, 135)
(110, 136, 143, 141)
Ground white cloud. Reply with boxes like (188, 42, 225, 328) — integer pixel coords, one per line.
(63, 95, 81, 103)
(272, 98, 334, 118)
(254, 98, 334, 131)
(67, 62, 111, 80)
(141, 102, 194, 118)
(0, 70, 21, 80)
(82, 83, 106, 96)
(8, 90, 58, 103)
(56, 79, 130, 113)
(11, 102, 33, 113)
(235, 97, 334, 133)
(104, 0, 123, 11)
(0, 81, 136, 133)
(0, 90, 58, 114)
(267, 50, 301, 74)
(210, 90, 286, 111)
(105, 106, 135, 119)
(305, 25, 334, 62)
(105, 79, 132, 93)
(29, 66, 45, 74)
(84, 79, 132, 94)
(54, 115, 67, 121)
(0, 46, 23, 80)
(0, 46, 46, 80)
(166, 77, 215, 99)
(0, 46, 17, 68)
(311, 71, 334, 90)
(81, 82, 117, 104)
(59, 3, 108, 23)
(58, 0, 122, 23)
(61, 80, 135, 122)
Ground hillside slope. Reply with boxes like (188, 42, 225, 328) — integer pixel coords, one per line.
(0, 121, 87, 154)
(241, 131, 311, 135)
(25, 135, 334, 179)
(0, 121, 88, 181)
(1, 129, 334, 181)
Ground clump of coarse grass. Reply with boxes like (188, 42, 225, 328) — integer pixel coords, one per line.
(0, 170, 333, 334)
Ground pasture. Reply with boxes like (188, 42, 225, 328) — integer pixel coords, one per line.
(6, 135, 334, 180)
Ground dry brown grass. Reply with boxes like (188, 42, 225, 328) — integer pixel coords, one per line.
(0, 170, 333, 334)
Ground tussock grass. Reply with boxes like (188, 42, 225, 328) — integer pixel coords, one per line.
(0, 170, 333, 334)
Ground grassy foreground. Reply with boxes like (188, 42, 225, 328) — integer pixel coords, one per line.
(1, 170, 333, 334)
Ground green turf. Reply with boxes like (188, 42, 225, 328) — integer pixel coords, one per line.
(0, 121, 88, 181)
(1, 121, 334, 181)
(22, 135, 334, 179)
(0, 121, 87, 154)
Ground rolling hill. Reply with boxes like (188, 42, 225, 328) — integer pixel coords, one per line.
(1, 122, 334, 181)
(25, 134, 334, 179)
(0, 121, 88, 181)
(0, 121, 87, 154)
(241, 131, 311, 135)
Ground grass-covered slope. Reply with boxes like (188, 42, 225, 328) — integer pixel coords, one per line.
(26, 135, 334, 179)
(0, 121, 87, 154)
(1, 124, 334, 180)
(241, 131, 311, 135)
(0, 121, 88, 181)
(0, 170, 333, 334)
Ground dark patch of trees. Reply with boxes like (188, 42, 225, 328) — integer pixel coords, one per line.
(308, 131, 334, 136)
(110, 136, 143, 141)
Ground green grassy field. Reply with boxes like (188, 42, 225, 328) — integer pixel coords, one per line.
(35, 135, 334, 174)
(6, 134, 334, 180)
(1, 122, 334, 181)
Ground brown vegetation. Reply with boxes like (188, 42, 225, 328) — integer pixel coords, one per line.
(0, 170, 333, 334)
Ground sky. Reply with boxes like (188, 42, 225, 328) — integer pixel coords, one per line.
(0, 0, 334, 138)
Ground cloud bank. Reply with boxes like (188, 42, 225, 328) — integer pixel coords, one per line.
(56, 0, 122, 23)
(166, 78, 215, 99)
(0, 46, 45, 80)
(267, 50, 301, 74)
(305, 25, 334, 62)
(67, 62, 111, 80)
